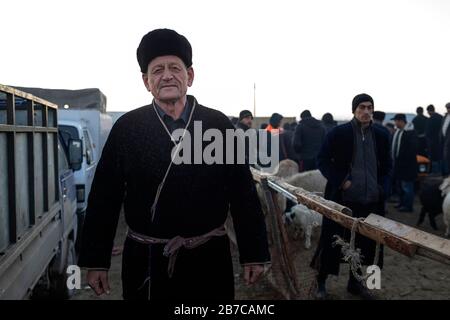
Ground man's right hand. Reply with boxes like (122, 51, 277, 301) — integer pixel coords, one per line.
(87, 270, 111, 296)
(342, 180, 352, 190)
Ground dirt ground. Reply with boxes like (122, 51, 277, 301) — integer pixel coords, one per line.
(72, 197, 450, 300)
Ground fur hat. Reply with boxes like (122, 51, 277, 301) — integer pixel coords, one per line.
(137, 28, 192, 73)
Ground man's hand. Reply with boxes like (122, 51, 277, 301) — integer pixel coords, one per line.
(342, 180, 352, 190)
(244, 264, 267, 285)
(87, 270, 111, 296)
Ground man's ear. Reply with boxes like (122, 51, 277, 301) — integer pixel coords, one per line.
(142, 73, 151, 92)
(187, 67, 194, 87)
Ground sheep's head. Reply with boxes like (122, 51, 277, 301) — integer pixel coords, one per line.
(273, 159, 299, 179)
(439, 177, 450, 196)
(283, 211, 295, 225)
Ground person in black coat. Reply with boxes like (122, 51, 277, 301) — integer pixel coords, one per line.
(321, 112, 337, 133)
(236, 109, 253, 132)
(425, 104, 443, 173)
(412, 107, 428, 157)
(391, 114, 418, 212)
(236, 110, 255, 164)
(78, 28, 270, 300)
(310, 93, 391, 300)
(440, 103, 450, 175)
(293, 110, 327, 171)
(373, 111, 393, 201)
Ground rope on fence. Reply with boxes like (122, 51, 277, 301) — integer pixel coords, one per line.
(332, 217, 381, 285)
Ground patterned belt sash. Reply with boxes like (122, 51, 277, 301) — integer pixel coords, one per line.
(127, 225, 227, 278)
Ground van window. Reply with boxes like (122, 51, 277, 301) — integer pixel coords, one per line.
(83, 130, 94, 165)
(59, 125, 79, 149)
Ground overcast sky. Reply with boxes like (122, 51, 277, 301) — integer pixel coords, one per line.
(1, 0, 449, 120)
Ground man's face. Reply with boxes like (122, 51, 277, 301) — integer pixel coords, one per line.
(353, 101, 373, 125)
(142, 55, 194, 103)
(394, 119, 406, 129)
(240, 116, 253, 128)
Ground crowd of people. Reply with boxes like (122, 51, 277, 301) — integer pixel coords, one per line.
(232, 99, 449, 299)
(233, 102, 450, 214)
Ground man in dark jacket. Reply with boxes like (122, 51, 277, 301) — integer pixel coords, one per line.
(426, 104, 443, 173)
(372, 111, 390, 138)
(264, 113, 291, 163)
(236, 109, 253, 131)
(373, 111, 392, 201)
(311, 93, 391, 300)
(293, 110, 327, 171)
(440, 103, 450, 176)
(321, 113, 337, 133)
(78, 28, 270, 300)
(391, 114, 418, 212)
(412, 107, 428, 156)
(282, 123, 300, 163)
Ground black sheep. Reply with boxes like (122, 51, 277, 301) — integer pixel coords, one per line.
(417, 177, 443, 230)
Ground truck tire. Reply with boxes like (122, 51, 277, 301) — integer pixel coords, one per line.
(50, 239, 77, 299)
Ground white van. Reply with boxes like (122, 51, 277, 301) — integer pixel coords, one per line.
(58, 110, 113, 214)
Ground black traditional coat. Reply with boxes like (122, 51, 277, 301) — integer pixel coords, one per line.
(78, 95, 270, 299)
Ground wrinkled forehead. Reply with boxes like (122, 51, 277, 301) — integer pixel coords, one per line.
(148, 55, 187, 69)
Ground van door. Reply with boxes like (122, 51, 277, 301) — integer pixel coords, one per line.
(82, 129, 96, 195)
(58, 140, 77, 234)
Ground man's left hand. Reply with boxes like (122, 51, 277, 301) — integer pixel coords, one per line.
(243, 264, 267, 285)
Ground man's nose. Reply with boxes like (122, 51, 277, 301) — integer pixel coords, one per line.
(162, 68, 173, 80)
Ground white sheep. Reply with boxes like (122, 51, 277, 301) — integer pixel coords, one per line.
(439, 177, 450, 238)
(285, 204, 323, 249)
(284, 170, 327, 195)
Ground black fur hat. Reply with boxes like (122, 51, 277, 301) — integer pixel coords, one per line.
(137, 28, 192, 73)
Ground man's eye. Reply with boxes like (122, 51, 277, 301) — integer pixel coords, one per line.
(153, 68, 163, 74)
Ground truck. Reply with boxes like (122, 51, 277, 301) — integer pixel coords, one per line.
(0, 85, 83, 299)
(11, 87, 113, 250)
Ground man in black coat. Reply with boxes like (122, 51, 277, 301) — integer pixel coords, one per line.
(412, 107, 428, 157)
(426, 104, 443, 173)
(310, 93, 391, 300)
(236, 109, 253, 132)
(391, 114, 418, 212)
(293, 110, 327, 171)
(440, 103, 450, 176)
(78, 29, 270, 300)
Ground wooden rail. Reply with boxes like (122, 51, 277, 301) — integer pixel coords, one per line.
(251, 167, 450, 266)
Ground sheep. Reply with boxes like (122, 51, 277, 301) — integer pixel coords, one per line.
(439, 177, 450, 238)
(284, 204, 323, 249)
(254, 161, 327, 248)
(417, 176, 444, 230)
(229, 160, 299, 246)
(284, 170, 327, 195)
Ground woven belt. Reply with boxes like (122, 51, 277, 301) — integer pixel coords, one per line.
(127, 225, 227, 278)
